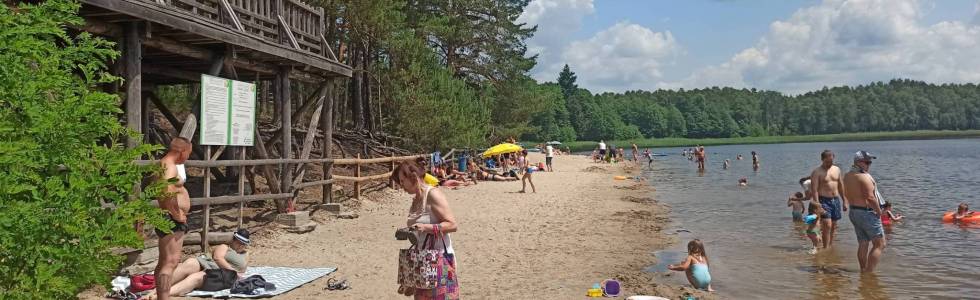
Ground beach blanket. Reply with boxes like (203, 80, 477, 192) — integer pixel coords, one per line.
(186, 266, 335, 298)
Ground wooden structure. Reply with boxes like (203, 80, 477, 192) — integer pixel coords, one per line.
(76, 0, 367, 251)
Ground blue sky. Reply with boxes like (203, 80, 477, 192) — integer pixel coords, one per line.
(518, 0, 980, 94)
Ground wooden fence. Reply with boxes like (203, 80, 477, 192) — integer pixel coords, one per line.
(137, 152, 426, 250)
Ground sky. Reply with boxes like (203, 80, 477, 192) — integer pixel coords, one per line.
(517, 0, 980, 94)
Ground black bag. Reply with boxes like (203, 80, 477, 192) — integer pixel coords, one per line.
(200, 269, 238, 291)
(230, 275, 276, 295)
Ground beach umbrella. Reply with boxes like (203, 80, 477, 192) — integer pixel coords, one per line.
(482, 143, 523, 158)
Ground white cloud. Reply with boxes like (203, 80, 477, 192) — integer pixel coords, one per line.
(518, 0, 595, 82)
(560, 22, 682, 92)
(679, 0, 980, 94)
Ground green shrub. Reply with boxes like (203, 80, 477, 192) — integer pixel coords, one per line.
(0, 1, 165, 298)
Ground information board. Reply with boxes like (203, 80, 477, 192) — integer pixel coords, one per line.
(199, 74, 256, 146)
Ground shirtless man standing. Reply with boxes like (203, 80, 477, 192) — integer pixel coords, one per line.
(810, 150, 848, 249)
(844, 151, 885, 273)
(155, 138, 192, 300)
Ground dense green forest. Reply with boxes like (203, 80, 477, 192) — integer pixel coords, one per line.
(543, 66, 980, 142)
(293, 1, 980, 148)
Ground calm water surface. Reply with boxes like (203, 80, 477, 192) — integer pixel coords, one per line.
(640, 139, 980, 299)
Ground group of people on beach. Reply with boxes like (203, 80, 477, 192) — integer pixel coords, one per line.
(781, 150, 891, 273)
(593, 140, 656, 168)
(146, 137, 560, 300)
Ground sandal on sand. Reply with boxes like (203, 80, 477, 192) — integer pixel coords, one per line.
(397, 285, 415, 296)
(325, 278, 351, 290)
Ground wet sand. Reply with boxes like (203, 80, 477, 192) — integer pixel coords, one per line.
(82, 153, 714, 299)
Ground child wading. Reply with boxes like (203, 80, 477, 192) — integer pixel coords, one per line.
(804, 202, 825, 254)
(668, 239, 715, 291)
(787, 192, 806, 222)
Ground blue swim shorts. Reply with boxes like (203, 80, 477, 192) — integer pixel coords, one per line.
(819, 196, 842, 221)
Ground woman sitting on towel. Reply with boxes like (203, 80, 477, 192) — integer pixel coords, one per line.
(143, 229, 251, 299)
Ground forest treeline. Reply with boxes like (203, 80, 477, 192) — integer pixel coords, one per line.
(308, 1, 980, 149)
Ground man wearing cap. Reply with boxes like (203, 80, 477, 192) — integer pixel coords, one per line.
(844, 151, 886, 273)
(809, 149, 847, 249)
(143, 229, 251, 299)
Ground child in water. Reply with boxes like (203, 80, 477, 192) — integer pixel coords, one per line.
(804, 202, 825, 254)
(738, 177, 748, 186)
(952, 203, 975, 222)
(880, 201, 904, 226)
(668, 239, 714, 291)
(787, 192, 806, 222)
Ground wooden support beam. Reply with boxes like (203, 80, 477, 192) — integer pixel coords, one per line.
(293, 178, 335, 191)
(218, 0, 245, 32)
(202, 145, 212, 252)
(82, 0, 352, 77)
(291, 85, 328, 187)
(320, 80, 334, 204)
(183, 232, 232, 246)
(277, 14, 301, 50)
(320, 34, 337, 61)
(133, 154, 427, 167)
(238, 147, 246, 228)
(267, 84, 327, 143)
(278, 66, 293, 211)
(151, 193, 293, 207)
(144, 65, 199, 82)
(252, 123, 282, 196)
(79, 18, 328, 82)
(354, 153, 361, 199)
(145, 91, 183, 134)
(124, 22, 142, 148)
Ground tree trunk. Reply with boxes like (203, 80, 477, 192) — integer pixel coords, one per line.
(351, 44, 364, 130)
(363, 41, 373, 132)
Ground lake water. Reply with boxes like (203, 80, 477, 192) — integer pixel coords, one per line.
(639, 139, 980, 299)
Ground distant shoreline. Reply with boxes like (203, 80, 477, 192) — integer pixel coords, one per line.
(560, 130, 980, 151)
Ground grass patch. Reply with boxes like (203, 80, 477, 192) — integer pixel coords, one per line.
(555, 130, 980, 152)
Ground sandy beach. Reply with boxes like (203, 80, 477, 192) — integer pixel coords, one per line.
(84, 153, 714, 299)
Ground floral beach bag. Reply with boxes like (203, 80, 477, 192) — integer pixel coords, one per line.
(397, 229, 456, 289)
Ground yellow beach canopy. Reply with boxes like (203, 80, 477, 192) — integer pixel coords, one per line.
(482, 143, 523, 158)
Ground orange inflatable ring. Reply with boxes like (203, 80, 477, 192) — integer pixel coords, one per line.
(942, 212, 980, 223)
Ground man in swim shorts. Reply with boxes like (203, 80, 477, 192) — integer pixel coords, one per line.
(844, 150, 885, 273)
(809, 150, 848, 249)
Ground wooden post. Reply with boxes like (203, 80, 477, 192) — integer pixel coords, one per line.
(124, 22, 142, 148)
(388, 150, 395, 189)
(278, 66, 292, 212)
(238, 147, 246, 228)
(354, 153, 361, 199)
(202, 145, 212, 252)
(320, 80, 334, 204)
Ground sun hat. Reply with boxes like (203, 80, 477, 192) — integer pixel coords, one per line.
(233, 229, 251, 245)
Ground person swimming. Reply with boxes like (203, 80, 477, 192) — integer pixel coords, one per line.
(738, 177, 748, 186)
(951, 202, 975, 222)
(668, 239, 714, 292)
(880, 201, 903, 226)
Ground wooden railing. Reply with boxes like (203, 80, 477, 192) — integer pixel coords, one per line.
(137, 153, 426, 251)
(146, 0, 330, 57)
